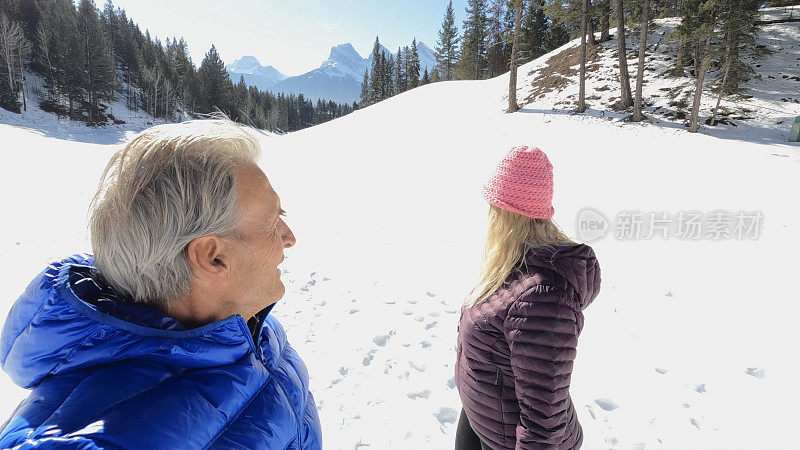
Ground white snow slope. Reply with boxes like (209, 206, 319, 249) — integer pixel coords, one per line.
(0, 7, 798, 450)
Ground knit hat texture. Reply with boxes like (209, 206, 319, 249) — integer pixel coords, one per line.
(482, 145, 555, 219)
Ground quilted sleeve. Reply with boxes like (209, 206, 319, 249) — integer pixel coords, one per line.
(502, 286, 579, 450)
(299, 391, 322, 450)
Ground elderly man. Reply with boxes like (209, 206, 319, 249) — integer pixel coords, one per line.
(0, 119, 322, 449)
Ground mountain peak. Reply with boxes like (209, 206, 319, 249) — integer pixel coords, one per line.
(228, 55, 261, 70)
(329, 43, 362, 61)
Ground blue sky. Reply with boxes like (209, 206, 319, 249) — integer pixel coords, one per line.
(108, 0, 469, 76)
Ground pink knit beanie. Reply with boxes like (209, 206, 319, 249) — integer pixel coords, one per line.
(482, 145, 554, 219)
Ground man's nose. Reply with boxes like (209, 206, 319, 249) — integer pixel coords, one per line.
(282, 221, 296, 248)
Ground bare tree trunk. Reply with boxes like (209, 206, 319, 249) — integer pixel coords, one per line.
(600, 0, 611, 41)
(614, 0, 633, 108)
(578, 0, 589, 112)
(675, 37, 684, 75)
(633, 0, 650, 121)
(17, 50, 26, 111)
(588, 13, 598, 46)
(710, 29, 734, 126)
(689, 33, 713, 132)
(507, 0, 523, 113)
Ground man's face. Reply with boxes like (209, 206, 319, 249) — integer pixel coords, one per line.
(229, 165, 295, 316)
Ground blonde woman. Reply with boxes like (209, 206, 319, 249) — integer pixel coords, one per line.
(455, 146, 601, 450)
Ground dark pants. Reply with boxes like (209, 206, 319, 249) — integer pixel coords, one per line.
(455, 409, 493, 450)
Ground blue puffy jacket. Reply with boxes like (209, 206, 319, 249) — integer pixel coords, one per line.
(0, 254, 322, 449)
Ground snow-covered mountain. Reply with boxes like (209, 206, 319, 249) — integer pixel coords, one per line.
(236, 41, 437, 104)
(226, 56, 287, 91)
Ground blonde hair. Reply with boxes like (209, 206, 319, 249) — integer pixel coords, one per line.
(89, 118, 261, 307)
(466, 205, 577, 307)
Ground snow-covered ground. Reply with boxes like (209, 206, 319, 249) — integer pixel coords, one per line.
(1, 7, 798, 449)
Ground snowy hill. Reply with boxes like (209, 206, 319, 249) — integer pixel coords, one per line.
(1, 8, 798, 449)
(510, 6, 800, 144)
(264, 40, 437, 104)
(226, 55, 287, 91)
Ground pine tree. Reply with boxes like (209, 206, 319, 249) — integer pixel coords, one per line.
(486, 0, 508, 77)
(544, 19, 570, 51)
(457, 0, 489, 80)
(408, 38, 421, 88)
(632, 0, 650, 121)
(0, 11, 29, 112)
(395, 46, 406, 93)
(369, 36, 383, 104)
(614, 0, 633, 108)
(577, 0, 588, 112)
(197, 44, 233, 115)
(521, 0, 549, 64)
(385, 53, 395, 97)
(78, 0, 114, 123)
(430, 66, 441, 82)
(684, 0, 719, 132)
(379, 51, 389, 99)
(507, 0, 524, 112)
(422, 67, 430, 84)
(402, 45, 411, 89)
(715, 0, 759, 95)
(435, 0, 460, 81)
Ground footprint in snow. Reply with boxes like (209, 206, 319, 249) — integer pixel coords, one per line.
(434, 407, 458, 425)
(339, 367, 349, 376)
(373, 331, 395, 347)
(426, 292, 436, 297)
(425, 321, 437, 330)
(409, 359, 427, 372)
(664, 291, 674, 297)
(585, 404, 597, 420)
(695, 384, 706, 393)
(594, 398, 619, 411)
(655, 368, 669, 374)
(317, 300, 327, 307)
(407, 389, 431, 399)
(447, 377, 456, 389)
(403, 311, 413, 315)
(420, 341, 432, 349)
(362, 350, 376, 366)
(745, 367, 765, 378)
(348, 309, 360, 315)
(414, 316, 425, 322)
(689, 418, 701, 430)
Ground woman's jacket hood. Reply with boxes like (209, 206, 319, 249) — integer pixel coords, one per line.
(522, 243, 601, 311)
(0, 253, 322, 449)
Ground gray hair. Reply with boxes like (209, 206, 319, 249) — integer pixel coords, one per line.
(89, 118, 262, 307)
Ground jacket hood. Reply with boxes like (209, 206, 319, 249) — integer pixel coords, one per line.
(523, 243, 601, 311)
(0, 254, 268, 389)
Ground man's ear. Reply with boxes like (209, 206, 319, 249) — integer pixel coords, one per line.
(185, 235, 230, 281)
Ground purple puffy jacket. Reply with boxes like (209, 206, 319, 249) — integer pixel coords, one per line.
(456, 244, 601, 450)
